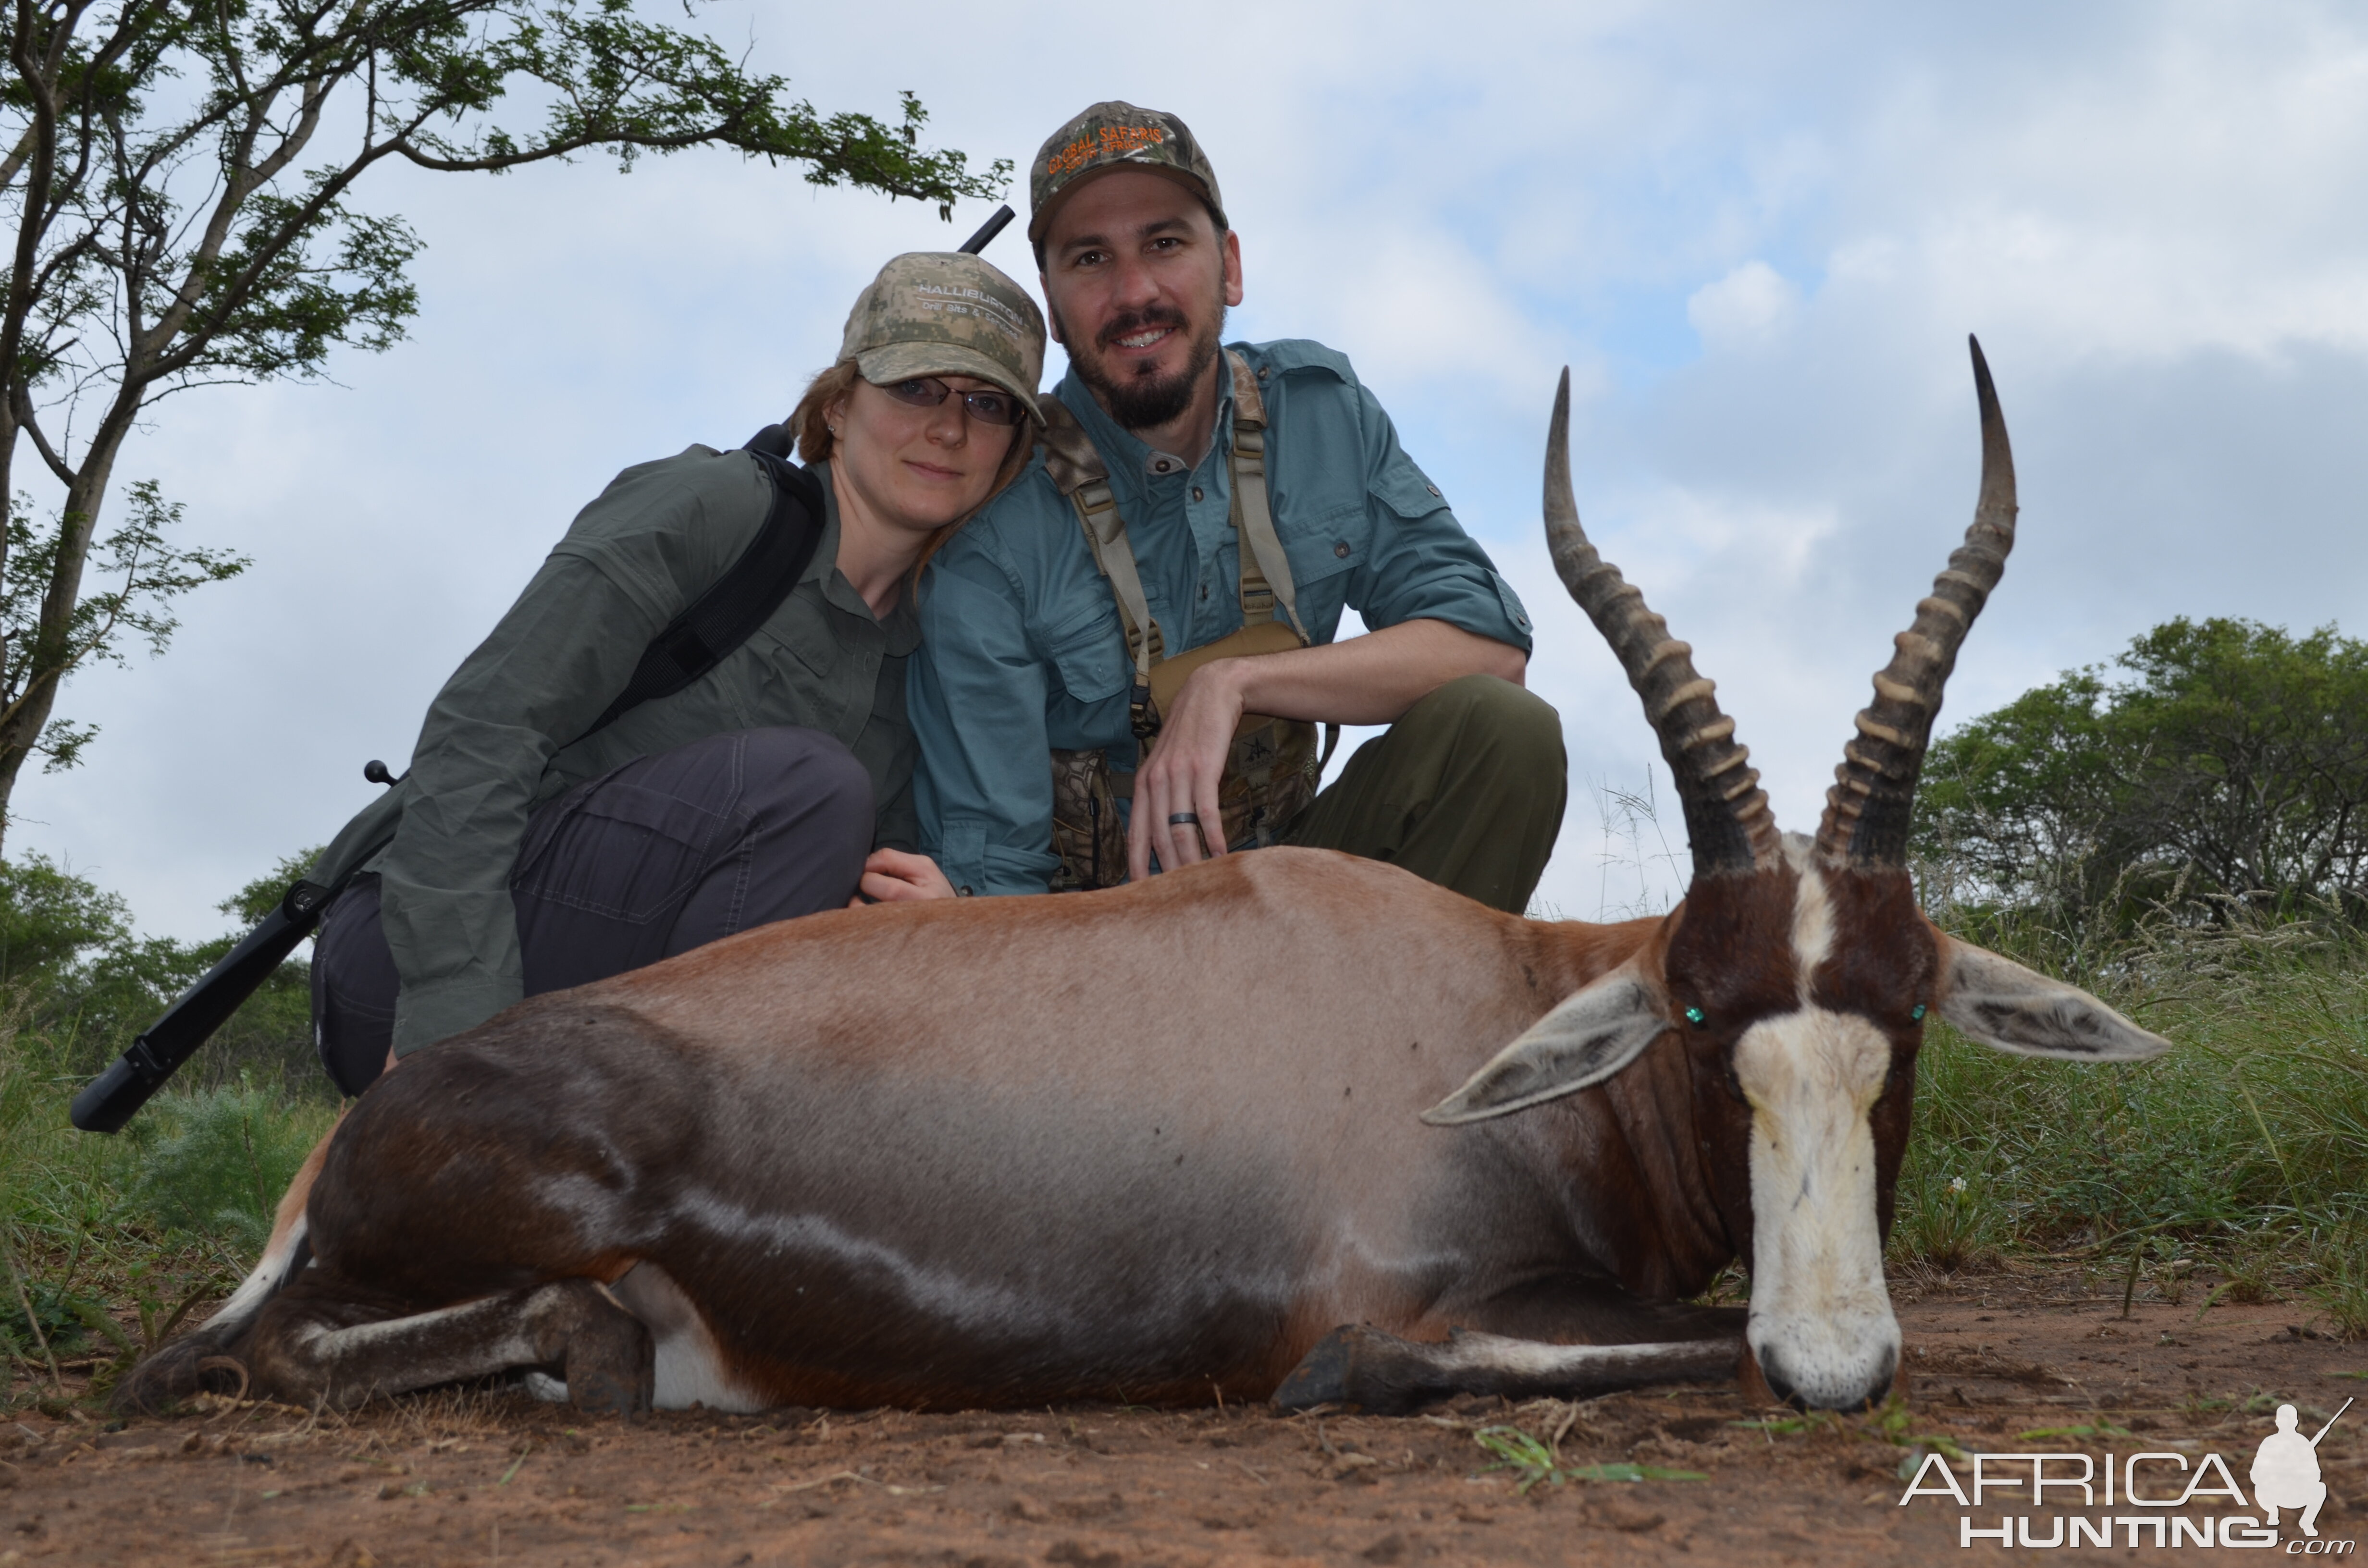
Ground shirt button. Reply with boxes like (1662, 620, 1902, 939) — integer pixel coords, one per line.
(1426, 483, 1443, 498)
(1333, 541, 1350, 559)
(1192, 486, 1204, 502)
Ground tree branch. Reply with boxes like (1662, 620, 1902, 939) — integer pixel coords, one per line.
(0, 0, 1007, 806)
(10, 393, 73, 486)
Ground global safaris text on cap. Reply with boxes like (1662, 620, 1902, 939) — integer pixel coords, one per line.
(1028, 101, 1226, 250)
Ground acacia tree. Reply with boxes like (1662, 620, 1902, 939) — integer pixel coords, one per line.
(0, 0, 1004, 847)
(1915, 618, 2368, 930)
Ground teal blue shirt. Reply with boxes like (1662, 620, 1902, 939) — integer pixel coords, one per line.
(911, 338, 1534, 896)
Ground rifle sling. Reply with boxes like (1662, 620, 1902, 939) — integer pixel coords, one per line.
(76, 435, 826, 1131)
(319, 437, 821, 905)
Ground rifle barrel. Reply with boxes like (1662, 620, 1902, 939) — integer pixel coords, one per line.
(2314, 1397, 2354, 1444)
(957, 205, 1015, 256)
(70, 887, 328, 1133)
(70, 909, 315, 1141)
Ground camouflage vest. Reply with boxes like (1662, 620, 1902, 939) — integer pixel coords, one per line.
(1040, 351, 1337, 890)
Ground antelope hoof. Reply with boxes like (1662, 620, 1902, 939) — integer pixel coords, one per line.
(564, 1309, 653, 1420)
(111, 1334, 246, 1417)
(568, 1368, 646, 1420)
(1274, 1324, 1365, 1410)
(1274, 1324, 1438, 1415)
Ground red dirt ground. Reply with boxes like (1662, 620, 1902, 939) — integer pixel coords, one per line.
(3, 1266, 2361, 1567)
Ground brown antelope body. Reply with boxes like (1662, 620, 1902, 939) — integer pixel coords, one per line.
(120, 342, 2165, 1418)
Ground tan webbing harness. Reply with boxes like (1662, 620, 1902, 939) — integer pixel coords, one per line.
(1040, 351, 1337, 890)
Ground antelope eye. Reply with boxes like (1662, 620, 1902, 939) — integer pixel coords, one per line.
(1910, 1004, 1927, 1023)
(1684, 1006, 1707, 1028)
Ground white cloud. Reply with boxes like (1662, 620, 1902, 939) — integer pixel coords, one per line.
(14, 0, 2368, 952)
(1687, 260, 1803, 352)
(1807, 7, 2368, 367)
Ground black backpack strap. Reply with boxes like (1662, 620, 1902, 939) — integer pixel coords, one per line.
(577, 426, 827, 742)
(71, 429, 826, 1134)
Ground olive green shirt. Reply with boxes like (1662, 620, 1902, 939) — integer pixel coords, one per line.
(358, 447, 918, 1056)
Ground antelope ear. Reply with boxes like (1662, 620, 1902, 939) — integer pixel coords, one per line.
(1935, 939, 2170, 1061)
(1422, 965, 1669, 1125)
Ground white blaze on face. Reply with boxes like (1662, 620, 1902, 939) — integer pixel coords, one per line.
(1733, 846, 1902, 1408)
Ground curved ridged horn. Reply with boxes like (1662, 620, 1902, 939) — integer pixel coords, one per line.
(1543, 368, 1779, 874)
(1815, 336, 2018, 865)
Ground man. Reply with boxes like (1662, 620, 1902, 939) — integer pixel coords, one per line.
(909, 102, 1564, 909)
(2252, 1403, 2334, 1537)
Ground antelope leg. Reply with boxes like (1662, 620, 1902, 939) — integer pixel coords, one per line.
(243, 1274, 653, 1415)
(1273, 1325, 1739, 1415)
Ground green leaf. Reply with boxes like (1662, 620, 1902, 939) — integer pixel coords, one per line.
(1563, 1463, 1709, 1483)
(0, 0, 1007, 815)
(1471, 1425, 1707, 1493)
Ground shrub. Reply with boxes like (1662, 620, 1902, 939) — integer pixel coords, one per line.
(124, 1079, 331, 1250)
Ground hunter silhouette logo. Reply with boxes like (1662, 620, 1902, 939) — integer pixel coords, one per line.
(1899, 1395, 2355, 1551)
(2256, 1399, 2350, 1539)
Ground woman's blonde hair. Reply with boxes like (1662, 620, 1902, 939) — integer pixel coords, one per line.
(787, 361, 1034, 581)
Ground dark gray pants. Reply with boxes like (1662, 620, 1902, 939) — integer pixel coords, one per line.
(313, 726, 874, 1096)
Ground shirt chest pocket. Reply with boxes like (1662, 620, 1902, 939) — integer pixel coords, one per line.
(1041, 601, 1131, 703)
(1279, 501, 1369, 625)
(754, 606, 839, 680)
(744, 611, 843, 729)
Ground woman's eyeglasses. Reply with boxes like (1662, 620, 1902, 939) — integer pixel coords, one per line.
(879, 378, 1026, 427)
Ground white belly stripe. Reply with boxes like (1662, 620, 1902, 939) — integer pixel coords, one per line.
(608, 1262, 769, 1413)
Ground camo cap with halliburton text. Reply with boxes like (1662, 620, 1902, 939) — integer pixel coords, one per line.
(1028, 101, 1226, 247)
(839, 252, 1047, 425)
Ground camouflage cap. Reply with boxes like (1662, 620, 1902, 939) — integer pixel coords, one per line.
(839, 252, 1047, 424)
(1028, 101, 1225, 246)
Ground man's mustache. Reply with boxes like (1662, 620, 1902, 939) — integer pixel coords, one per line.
(1095, 304, 1192, 352)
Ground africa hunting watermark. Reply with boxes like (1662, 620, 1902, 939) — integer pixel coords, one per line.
(1898, 1398, 2353, 1551)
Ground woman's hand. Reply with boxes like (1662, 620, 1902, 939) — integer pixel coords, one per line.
(852, 849, 960, 904)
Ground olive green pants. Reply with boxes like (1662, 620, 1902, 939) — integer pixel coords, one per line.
(1284, 674, 1566, 914)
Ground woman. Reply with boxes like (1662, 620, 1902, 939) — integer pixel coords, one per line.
(308, 251, 1046, 1096)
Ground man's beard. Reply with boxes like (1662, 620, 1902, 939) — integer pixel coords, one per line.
(1058, 294, 1227, 433)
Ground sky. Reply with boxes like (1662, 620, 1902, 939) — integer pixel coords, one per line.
(12, 0, 2368, 938)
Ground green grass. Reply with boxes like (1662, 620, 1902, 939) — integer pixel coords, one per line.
(0, 999, 336, 1403)
(1891, 909, 2368, 1319)
(123, 1076, 335, 1252)
(6, 887, 2368, 1415)
(1471, 1424, 1707, 1491)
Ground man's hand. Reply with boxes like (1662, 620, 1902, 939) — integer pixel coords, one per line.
(1124, 619, 1528, 882)
(852, 848, 960, 904)
(1130, 658, 1249, 880)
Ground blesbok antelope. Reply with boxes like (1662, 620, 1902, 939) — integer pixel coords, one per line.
(119, 340, 2164, 1419)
